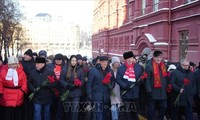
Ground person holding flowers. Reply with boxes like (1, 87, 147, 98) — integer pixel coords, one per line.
(86, 56, 115, 120)
(28, 57, 56, 120)
(170, 58, 196, 120)
(47, 53, 66, 120)
(145, 50, 168, 120)
(59, 55, 84, 120)
(116, 51, 143, 120)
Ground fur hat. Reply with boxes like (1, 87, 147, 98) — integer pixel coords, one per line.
(153, 50, 163, 57)
(111, 56, 120, 64)
(24, 49, 33, 57)
(35, 57, 46, 63)
(38, 50, 47, 58)
(8, 56, 19, 64)
(99, 56, 108, 61)
(55, 53, 63, 60)
(123, 51, 135, 59)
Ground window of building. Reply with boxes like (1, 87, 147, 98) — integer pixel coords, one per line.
(179, 30, 189, 60)
(142, 0, 146, 15)
(153, 0, 159, 12)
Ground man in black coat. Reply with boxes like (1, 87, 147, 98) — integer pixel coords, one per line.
(28, 57, 56, 120)
(195, 62, 200, 120)
(20, 49, 35, 120)
(170, 59, 196, 120)
(145, 50, 168, 120)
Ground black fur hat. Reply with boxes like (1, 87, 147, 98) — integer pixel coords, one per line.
(123, 51, 135, 59)
(35, 57, 46, 63)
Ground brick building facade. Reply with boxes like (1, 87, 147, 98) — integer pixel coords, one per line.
(92, 0, 200, 64)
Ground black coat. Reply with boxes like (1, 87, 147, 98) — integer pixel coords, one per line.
(28, 66, 56, 104)
(21, 58, 35, 78)
(170, 65, 196, 106)
(59, 66, 84, 98)
(145, 59, 168, 100)
(194, 69, 200, 96)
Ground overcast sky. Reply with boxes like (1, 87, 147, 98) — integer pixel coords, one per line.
(16, 0, 95, 29)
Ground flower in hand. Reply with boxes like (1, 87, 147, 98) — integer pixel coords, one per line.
(74, 79, 82, 87)
(173, 78, 190, 106)
(102, 72, 115, 96)
(29, 76, 55, 100)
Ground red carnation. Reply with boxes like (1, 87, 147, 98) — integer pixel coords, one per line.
(102, 72, 112, 84)
(140, 72, 148, 80)
(74, 79, 82, 86)
(48, 76, 55, 83)
(183, 78, 190, 86)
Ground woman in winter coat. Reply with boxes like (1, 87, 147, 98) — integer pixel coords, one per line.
(0, 56, 28, 120)
(60, 55, 84, 120)
(110, 56, 122, 120)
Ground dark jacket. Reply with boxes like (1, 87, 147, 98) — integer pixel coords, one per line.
(21, 58, 35, 78)
(194, 68, 200, 97)
(87, 64, 115, 102)
(145, 59, 168, 100)
(116, 63, 143, 100)
(60, 66, 84, 98)
(170, 65, 196, 106)
(28, 66, 56, 104)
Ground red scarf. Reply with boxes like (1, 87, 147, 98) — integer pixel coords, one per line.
(54, 65, 61, 80)
(152, 60, 167, 88)
(123, 62, 136, 82)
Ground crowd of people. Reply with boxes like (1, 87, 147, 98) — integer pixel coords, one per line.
(0, 49, 199, 120)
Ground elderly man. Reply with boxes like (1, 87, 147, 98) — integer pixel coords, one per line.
(116, 51, 143, 120)
(170, 59, 195, 120)
(87, 56, 115, 120)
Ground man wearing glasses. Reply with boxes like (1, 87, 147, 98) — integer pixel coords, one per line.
(170, 58, 196, 120)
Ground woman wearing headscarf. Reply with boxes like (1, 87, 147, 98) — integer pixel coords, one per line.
(0, 56, 28, 120)
(60, 55, 84, 120)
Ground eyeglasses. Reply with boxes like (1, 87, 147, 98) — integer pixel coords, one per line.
(181, 64, 189, 67)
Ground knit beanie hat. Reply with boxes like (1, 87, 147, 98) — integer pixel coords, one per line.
(24, 49, 33, 57)
(38, 50, 47, 58)
(8, 56, 19, 64)
(111, 56, 120, 64)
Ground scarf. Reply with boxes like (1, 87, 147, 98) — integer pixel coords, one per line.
(152, 60, 167, 88)
(5, 68, 19, 86)
(123, 62, 136, 82)
(54, 65, 62, 80)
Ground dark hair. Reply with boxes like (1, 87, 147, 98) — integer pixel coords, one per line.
(66, 55, 77, 81)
